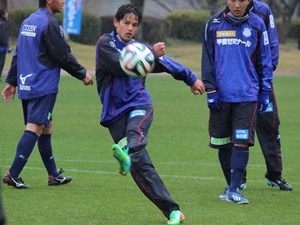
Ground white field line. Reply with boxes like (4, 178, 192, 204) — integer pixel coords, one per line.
(1, 160, 299, 184)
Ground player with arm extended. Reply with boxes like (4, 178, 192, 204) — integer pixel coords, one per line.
(201, 0, 273, 204)
(1, 0, 93, 189)
(240, 0, 292, 191)
(95, 4, 204, 224)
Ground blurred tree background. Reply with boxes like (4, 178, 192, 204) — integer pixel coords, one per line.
(0, 0, 299, 46)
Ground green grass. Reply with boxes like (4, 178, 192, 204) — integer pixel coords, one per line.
(0, 75, 299, 225)
(3, 39, 300, 73)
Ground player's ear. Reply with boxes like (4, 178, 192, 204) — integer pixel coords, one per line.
(113, 18, 119, 28)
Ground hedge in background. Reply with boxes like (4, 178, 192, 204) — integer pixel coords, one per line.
(140, 16, 171, 44)
(100, 15, 170, 44)
(7, 8, 37, 39)
(164, 10, 210, 42)
(55, 11, 101, 45)
(287, 17, 300, 39)
(8, 8, 100, 46)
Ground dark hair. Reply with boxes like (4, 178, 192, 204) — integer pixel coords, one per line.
(39, 0, 46, 8)
(115, 4, 142, 25)
(0, 8, 7, 19)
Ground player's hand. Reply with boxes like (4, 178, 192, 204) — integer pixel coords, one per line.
(7, 46, 12, 53)
(207, 90, 221, 110)
(82, 74, 93, 86)
(2, 84, 16, 102)
(190, 79, 205, 95)
(153, 42, 165, 57)
(258, 92, 270, 112)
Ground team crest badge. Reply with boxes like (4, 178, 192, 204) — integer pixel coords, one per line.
(109, 41, 116, 48)
(242, 27, 251, 38)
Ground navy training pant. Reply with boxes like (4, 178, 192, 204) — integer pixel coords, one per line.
(108, 107, 179, 219)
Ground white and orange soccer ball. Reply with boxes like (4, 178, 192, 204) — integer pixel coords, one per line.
(119, 42, 155, 78)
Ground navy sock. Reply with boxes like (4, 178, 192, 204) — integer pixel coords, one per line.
(9, 130, 38, 178)
(218, 147, 233, 185)
(38, 134, 59, 177)
(230, 146, 249, 192)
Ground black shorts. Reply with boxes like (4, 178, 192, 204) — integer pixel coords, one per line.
(208, 102, 257, 148)
(108, 107, 154, 153)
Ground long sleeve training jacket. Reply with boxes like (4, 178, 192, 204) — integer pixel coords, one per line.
(0, 17, 8, 51)
(6, 9, 86, 100)
(201, 7, 273, 103)
(96, 31, 197, 127)
(251, 0, 279, 71)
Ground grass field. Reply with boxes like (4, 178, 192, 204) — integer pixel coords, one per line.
(3, 39, 300, 73)
(0, 75, 299, 225)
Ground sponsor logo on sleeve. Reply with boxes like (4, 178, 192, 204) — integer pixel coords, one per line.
(21, 25, 37, 37)
(263, 31, 269, 45)
(269, 15, 275, 28)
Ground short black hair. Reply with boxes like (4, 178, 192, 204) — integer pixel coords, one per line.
(0, 8, 7, 19)
(39, 0, 46, 8)
(115, 4, 142, 25)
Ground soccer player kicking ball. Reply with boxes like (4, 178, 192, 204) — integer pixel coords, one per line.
(95, 4, 205, 224)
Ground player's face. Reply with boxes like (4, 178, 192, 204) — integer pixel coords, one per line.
(227, 0, 250, 17)
(46, 0, 65, 14)
(3, 11, 8, 19)
(114, 13, 139, 42)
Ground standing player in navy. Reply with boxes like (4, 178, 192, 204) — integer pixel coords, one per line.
(0, 8, 11, 83)
(2, 0, 93, 189)
(0, 172, 5, 225)
(95, 4, 205, 224)
(201, 0, 273, 204)
(240, 0, 292, 191)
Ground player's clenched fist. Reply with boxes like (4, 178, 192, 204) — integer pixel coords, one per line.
(82, 74, 94, 86)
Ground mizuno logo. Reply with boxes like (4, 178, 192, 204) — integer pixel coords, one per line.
(11, 178, 23, 187)
(212, 18, 221, 23)
(20, 73, 33, 85)
(56, 177, 66, 183)
(19, 74, 33, 91)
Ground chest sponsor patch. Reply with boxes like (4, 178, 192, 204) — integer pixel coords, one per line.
(216, 30, 236, 38)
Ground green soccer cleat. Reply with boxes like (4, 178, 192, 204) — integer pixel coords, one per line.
(167, 210, 185, 225)
(112, 144, 131, 176)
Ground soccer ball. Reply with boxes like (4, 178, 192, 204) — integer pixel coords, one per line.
(119, 42, 155, 78)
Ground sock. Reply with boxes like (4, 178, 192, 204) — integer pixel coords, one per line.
(230, 146, 249, 192)
(38, 134, 59, 177)
(9, 130, 38, 178)
(218, 147, 233, 185)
